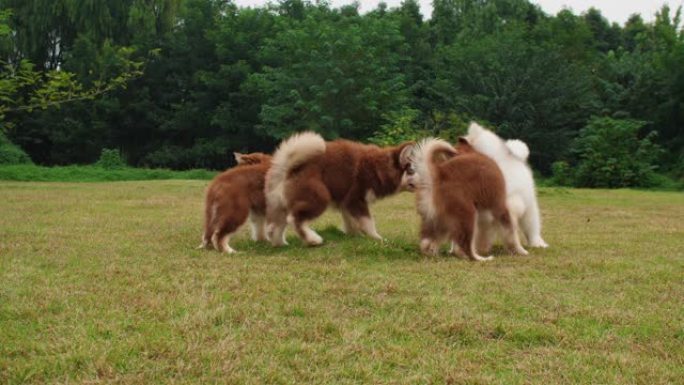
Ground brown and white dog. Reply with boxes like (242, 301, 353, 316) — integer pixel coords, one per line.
(403, 138, 528, 261)
(199, 152, 272, 253)
(265, 132, 413, 246)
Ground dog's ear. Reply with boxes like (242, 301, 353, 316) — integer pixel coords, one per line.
(454, 137, 474, 154)
(234, 152, 246, 164)
(236, 152, 269, 165)
(398, 143, 414, 169)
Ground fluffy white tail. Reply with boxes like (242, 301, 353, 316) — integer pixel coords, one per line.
(265, 132, 326, 208)
(505, 139, 530, 161)
(411, 138, 456, 220)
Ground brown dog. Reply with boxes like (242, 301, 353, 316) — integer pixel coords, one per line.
(266, 132, 413, 246)
(199, 152, 272, 253)
(403, 138, 527, 261)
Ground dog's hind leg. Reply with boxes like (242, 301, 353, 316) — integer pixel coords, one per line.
(249, 211, 268, 242)
(212, 232, 237, 254)
(340, 209, 361, 235)
(420, 238, 440, 256)
(520, 199, 548, 248)
(289, 182, 330, 246)
(268, 222, 288, 246)
(212, 206, 248, 253)
(452, 206, 493, 262)
(198, 218, 213, 249)
(266, 204, 289, 246)
(474, 210, 495, 254)
(199, 201, 219, 249)
(197, 234, 210, 249)
(495, 207, 528, 256)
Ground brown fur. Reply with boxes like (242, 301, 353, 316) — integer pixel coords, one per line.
(408, 138, 527, 260)
(268, 139, 413, 245)
(199, 152, 272, 253)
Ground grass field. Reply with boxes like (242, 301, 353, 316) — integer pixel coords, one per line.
(1, 181, 683, 384)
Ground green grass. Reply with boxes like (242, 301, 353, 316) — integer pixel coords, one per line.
(1, 181, 682, 384)
(0, 164, 216, 182)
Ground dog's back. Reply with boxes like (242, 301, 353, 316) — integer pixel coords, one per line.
(436, 144, 507, 213)
(288, 140, 406, 203)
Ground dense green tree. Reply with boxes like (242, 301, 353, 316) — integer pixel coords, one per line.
(0, 0, 681, 182)
(583, 7, 622, 53)
(434, 25, 596, 170)
(570, 117, 663, 188)
(247, 6, 407, 139)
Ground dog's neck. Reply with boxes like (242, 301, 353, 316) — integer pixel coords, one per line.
(359, 144, 409, 198)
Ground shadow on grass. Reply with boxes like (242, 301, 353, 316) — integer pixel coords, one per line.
(223, 225, 424, 261)
(195, 225, 545, 264)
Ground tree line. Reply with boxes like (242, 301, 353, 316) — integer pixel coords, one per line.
(0, 0, 682, 185)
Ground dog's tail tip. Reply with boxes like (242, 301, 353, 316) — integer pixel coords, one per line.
(505, 139, 530, 160)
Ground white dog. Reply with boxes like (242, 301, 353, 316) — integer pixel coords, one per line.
(465, 122, 549, 250)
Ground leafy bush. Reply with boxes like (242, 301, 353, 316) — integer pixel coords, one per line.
(95, 148, 126, 169)
(369, 109, 423, 146)
(571, 117, 663, 188)
(369, 109, 469, 146)
(0, 132, 33, 165)
(550, 161, 574, 186)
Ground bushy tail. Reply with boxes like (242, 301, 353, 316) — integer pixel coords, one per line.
(505, 139, 530, 161)
(412, 138, 457, 179)
(265, 132, 326, 209)
(411, 138, 457, 219)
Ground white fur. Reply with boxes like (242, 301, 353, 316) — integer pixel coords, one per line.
(505, 139, 529, 160)
(340, 209, 360, 235)
(465, 122, 548, 248)
(212, 232, 236, 253)
(421, 238, 439, 255)
(299, 221, 323, 245)
(248, 211, 267, 242)
(265, 132, 326, 246)
(358, 216, 382, 240)
(266, 132, 326, 209)
(365, 189, 377, 204)
(410, 138, 456, 223)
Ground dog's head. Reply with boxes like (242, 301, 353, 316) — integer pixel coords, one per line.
(400, 139, 459, 192)
(397, 143, 417, 192)
(234, 152, 272, 166)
